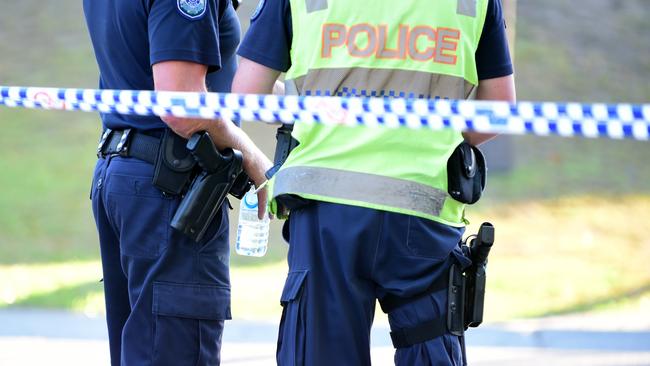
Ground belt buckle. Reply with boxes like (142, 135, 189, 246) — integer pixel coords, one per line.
(115, 128, 133, 157)
(96, 128, 113, 158)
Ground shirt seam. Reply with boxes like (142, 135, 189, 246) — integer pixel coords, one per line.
(478, 64, 514, 80)
(150, 49, 221, 67)
(237, 45, 290, 72)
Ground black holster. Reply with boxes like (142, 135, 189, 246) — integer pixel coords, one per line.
(448, 222, 495, 336)
(385, 223, 495, 351)
(169, 132, 246, 242)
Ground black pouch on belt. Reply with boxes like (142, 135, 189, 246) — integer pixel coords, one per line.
(152, 129, 197, 196)
(447, 142, 486, 204)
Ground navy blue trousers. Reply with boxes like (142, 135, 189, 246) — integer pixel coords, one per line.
(278, 202, 469, 366)
(91, 156, 231, 366)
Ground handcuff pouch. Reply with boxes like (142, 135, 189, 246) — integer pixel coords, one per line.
(152, 129, 197, 196)
(447, 142, 486, 204)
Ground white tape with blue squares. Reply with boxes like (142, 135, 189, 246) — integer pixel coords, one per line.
(1, 86, 648, 140)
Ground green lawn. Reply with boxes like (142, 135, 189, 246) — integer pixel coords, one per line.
(2, 193, 649, 321)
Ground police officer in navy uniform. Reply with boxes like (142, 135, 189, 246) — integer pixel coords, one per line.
(233, 0, 515, 364)
(83, 0, 271, 365)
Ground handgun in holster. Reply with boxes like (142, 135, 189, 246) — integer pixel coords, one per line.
(170, 132, 248, 242)
(448, 222, 495, 336)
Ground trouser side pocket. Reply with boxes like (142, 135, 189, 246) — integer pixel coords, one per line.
(276, 270, 309, 366)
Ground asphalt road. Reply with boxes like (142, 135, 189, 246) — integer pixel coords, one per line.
(1, 308, 649, 365)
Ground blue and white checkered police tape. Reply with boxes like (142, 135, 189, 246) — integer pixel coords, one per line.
(1, 85, 649, 140)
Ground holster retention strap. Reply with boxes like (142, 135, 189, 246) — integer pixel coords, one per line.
(379, 274, 447, 314)
(390, 316, 447, 349)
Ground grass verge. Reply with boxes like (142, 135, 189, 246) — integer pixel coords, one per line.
(2, 195, 649, 322)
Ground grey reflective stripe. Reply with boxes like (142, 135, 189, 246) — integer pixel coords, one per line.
(305, 0, 327, 13)
(274, 166, 447, 217)
(457, 0, 477, 17)
(291, 67, 475, 99)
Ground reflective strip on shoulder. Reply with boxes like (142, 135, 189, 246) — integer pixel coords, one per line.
(273, 166, 447, 217)
(457, 0, 477, 17)
(305, 0, 327, 13)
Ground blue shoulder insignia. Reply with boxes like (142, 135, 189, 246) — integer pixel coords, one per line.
(177, 0, 207, 20)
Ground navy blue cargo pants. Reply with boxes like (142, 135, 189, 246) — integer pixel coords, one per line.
(91, 155, 231, 366)
(277, 201, 470, 366)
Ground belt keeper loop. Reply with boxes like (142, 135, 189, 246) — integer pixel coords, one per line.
(96, 128, 113, 158)
(116, 128, 133, 157)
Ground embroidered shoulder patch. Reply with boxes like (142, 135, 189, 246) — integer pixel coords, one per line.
(177, 0, 207, 20)
(250, 0, 266, 21)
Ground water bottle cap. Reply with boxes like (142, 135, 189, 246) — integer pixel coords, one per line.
(243, 190, 258, 209)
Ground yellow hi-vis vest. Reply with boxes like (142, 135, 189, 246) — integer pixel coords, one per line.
(270, 0, 489, 227)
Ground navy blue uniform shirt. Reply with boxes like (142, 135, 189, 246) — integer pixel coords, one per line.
(238, 0, 513, 80)
(83, 0, 240, 131)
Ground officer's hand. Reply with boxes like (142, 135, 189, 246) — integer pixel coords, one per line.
(245, 151, 273, 220)
(255, 184, 270, 220)
(164, 117, 213, 140)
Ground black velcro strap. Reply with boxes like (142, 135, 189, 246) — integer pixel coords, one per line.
(101, 130, 161, 164)
(379, 274, 447, 314)
(390, 316, 447, 349)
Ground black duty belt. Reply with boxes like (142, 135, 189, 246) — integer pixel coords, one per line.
(97, 128, 162, 164)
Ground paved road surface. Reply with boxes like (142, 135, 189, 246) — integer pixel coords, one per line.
(1, 309, 649, 365)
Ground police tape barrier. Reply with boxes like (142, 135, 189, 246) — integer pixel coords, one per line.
(1, 86, 649, 141)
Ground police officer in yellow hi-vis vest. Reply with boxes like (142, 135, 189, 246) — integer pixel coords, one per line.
(233, 0, 515, 364)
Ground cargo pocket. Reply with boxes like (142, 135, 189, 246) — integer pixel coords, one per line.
(152, 282, 231, 366)
(276, 270, 308, 366)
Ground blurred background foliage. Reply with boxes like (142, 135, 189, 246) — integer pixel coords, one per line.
(0, 0, 649, 321)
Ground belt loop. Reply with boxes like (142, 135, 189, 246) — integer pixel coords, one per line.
(97, 128, 113, 158)
(116, 128, 133, 157)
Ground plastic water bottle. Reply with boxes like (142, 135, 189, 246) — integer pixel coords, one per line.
(235, 188, 270, 257)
